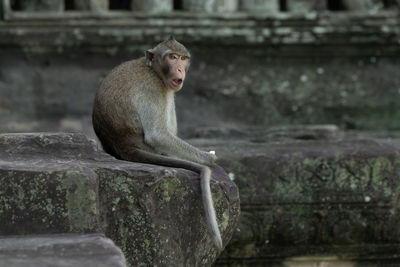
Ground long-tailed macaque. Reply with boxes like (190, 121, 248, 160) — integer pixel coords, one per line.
(92, 36, 223, 250)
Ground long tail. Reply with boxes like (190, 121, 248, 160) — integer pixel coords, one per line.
(119, 148, 223, 250)
(200, 166, 223, 250)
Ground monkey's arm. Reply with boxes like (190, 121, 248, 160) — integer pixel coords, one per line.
(135, 97, 215, 166)
(146, 125, 216, 166)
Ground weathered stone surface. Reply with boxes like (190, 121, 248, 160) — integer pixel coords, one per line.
(191, 137, 400, 266)
(0, 133, 240, 266)
(184, 125, 342, 142)
(1, 50, 400, 138)
(0, 133, 101, 235)
(1, 11, 399, 49)
(179, 53, 400, 132)
(0, 233, 126, 267)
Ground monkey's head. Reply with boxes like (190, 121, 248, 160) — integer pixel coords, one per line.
(145, 36, 191, 91)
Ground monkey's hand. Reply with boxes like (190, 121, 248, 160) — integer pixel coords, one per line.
(209, 152, 217, 162)
(200, 151, 217, 166)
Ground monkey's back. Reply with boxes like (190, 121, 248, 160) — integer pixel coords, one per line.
(92, 57, 160, 157)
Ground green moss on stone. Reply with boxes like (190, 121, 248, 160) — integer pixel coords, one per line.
(99, 173, 155, 266)
(62, 170, 99, 232)
(154, 176, 187, 202)
(220, 210, 230, 232)
(0, 169, 99, 235)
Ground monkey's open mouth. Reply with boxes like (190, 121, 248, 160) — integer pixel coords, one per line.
(171, 79, 183, 87)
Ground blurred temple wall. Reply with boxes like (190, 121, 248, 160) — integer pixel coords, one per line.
(0, 0, 399, 137)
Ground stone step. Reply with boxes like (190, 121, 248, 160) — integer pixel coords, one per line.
(0, 233, 126, 267)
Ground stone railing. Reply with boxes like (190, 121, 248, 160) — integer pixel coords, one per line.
(1, 0, 399, 57)
(0, 8, 399, 57)
(1, 0, 399, 20)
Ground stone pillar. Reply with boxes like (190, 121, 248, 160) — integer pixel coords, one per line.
(286, 0, 327, 13)
(342, 0, 376, 10)
(19, 0, 64, 12)
(1, 0, 12, 20)
(131, 0, 173, 13)
(240, 0, 279, 13)
(74, 0, 108, 11)
(182, 0, 238, 13)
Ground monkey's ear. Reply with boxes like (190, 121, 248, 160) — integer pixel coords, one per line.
(168, 35, 175, 41)
(145, 49, 154, 67)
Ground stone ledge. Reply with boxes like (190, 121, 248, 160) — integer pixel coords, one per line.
(0, 11, 398, 56)
(0, 233, 126, 267)
(191, 136, 400, 266)
(0, 133, 240, 266)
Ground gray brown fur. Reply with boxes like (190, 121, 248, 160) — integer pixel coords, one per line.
(92, 39, 222, 250)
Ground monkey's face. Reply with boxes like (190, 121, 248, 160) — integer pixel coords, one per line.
(147, 49, 190, 91)
(146, 38, 191, 91)
(160, 51, 190, 91)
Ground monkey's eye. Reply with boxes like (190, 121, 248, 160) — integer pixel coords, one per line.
(181, 56, 189, 61)
(168, 53, 179, 60)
